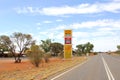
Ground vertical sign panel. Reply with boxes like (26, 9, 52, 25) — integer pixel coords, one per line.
(64, 30, 72, 59)
(65, 38, 71, 44)
(64, 30, 72, 38)
(64, 44, 72, 59)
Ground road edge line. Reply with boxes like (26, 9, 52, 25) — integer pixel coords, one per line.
(50, 59, 88, 80)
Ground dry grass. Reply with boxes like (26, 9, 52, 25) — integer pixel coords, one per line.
(0, 56, 87, 80)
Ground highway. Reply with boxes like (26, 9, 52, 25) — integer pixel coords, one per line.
(47, 53, 120, 80)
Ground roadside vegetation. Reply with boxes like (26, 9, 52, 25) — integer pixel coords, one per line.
(0, 32, 34, 63)
(26, 44, 44, 67)
(114, 45, 120, 55)
(76, 42, 94, 56)
(0, 32, 97, 80)
(0, 32, 96, 67)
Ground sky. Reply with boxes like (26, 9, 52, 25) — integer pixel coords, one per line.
(0, 0, 120, 52)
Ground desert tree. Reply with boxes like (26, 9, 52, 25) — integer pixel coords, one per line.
(11, 32, 34, 63)
(50, 42, 63, 56)
(0, 35, 16, 59)
(40, 39, 52, 63)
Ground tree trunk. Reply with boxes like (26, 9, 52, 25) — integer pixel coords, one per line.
(35, 62, 39, 67)
(11, 51, 21, 63)
(1, 51, 4, 57)
(10, 51, 17, 63)
(15, 54, 21, 63)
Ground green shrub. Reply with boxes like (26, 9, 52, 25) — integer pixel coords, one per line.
(44, 52, 51, 63)
(27, 45, 44, 67)
(116, 51, 120, 54)
(58, 51, 64, 58)
(93, 52, 98, 55)
(7, 53, 13, 57)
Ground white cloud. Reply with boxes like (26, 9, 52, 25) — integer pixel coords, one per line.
(72, 36, 120, 52)
(100, 2, 120, 13)
(55, 33, 64, 40)
(98, 27, 113, 31)
(44, 19, 120, 52)
(36, 23, 41, 26)
(32, 18, 120, 52)
(14, 7, 29, 14)
(40, 3, 100, 16)
(14, 7, 40, 14)
(37, 27, 41, 30)
(36, 23, 41, 30)
(47, 19, 120, 44)
(114, 0, 120, 1)
(33, 26, 120, 52)
(0, 32, 11, 36)
(14, 1, 120, 15)
(43, 20, 52, 23)
(73, 32, 89, 38)
(92, 36, 120, 51)
(71, 19, 116, 29)
(50, 25, 66, 31)
(39, 32, 48, 35)
(36, 31, 64, 44)
(50, 19, 120, 31)
(27, 7, 34, 13)
(41, 2, 120, 16)
(91, 30, 115, 37)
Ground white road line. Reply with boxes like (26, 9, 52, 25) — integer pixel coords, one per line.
(102, 56, 115, 80)
(102, 57, 111, 80)
(50, 59, 88, 80)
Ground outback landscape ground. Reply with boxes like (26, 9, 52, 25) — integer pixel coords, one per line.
(0, 57, 87, 80)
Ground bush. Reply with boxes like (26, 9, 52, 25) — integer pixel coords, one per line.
(7, 53, 13, 57)
(93, 52, 98, 55)
(44, 52, 51, 63)
(58, 51, 64, 58)
(115, 51, 120, 54)
(27, 45, 43, 67)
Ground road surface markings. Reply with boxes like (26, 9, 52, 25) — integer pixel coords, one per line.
(102, 56, 115, 80)
(50, 59, 88, 80)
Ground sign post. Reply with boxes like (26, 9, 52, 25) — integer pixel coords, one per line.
(64, 30, 72, 59)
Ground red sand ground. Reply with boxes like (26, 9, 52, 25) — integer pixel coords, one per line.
(0, 58, 61, 73)
(0, 59, 32, 73)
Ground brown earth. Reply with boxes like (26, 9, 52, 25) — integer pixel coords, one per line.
(0, 59, 33, 73)
(0, 57, 87, 80)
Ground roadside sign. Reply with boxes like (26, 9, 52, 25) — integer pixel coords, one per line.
(65, 38, 71, 44)
(64, 44, 72, 59)
(64, 30, 72, 44)
(64, 30, 72, 38)
(64, 30, 72, 59)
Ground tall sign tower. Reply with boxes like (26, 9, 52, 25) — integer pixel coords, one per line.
(64, 30, 72, 59)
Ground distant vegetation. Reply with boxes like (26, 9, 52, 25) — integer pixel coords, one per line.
(115, 45, 120, 54)
(0, 32, 96, 67)
(76, 42, 94, 56)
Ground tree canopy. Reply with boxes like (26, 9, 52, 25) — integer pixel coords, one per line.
(117, 45, 120, 51)
(50, 42, 63, 56)
(40, 39, 51, 53)
(0, 32, 34, 63)
(76, 42, 94, 56)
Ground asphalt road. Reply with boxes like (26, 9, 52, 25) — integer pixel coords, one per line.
(47, 53, 120, 80)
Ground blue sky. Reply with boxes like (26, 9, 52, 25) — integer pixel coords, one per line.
(0, 0, 120, 52)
